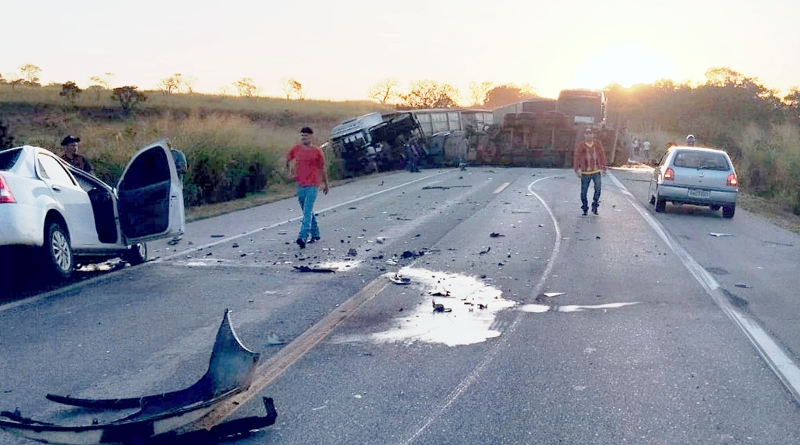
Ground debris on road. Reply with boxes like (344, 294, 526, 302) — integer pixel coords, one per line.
(347, 248, 358, 257)
(211, 234, 225, 238)
(0, 310, 276, 444)
(390, 274, 411, 285)
(734, 283, 751, 289)
(544, 292, 565, 298)
(490, 232, 505, 238)
(293, 265, 336, 273)
(709, 233, 733, 237)
(432, 301, 452, 313)
(266, 333, 286, 346)
(479, 247, 491, 255)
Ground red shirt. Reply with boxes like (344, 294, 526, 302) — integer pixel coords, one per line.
(572, 140, 607, 174)
(287, 144, 326, 187)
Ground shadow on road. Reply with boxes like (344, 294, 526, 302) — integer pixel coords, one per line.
(0, 247, 127, 304)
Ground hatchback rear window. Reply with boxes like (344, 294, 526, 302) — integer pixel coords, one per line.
(0, 148, 22, 170)
(673, 151, 729, 171)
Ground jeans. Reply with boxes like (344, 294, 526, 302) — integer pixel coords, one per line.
(580, 172, 602, 211)
(296, 186, 319, 240)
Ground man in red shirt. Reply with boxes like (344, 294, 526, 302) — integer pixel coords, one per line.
(572, 127, 607, 216)
(285, 127, 330, 248)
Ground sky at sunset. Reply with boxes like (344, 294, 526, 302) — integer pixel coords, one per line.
(5, 0, 799, 103)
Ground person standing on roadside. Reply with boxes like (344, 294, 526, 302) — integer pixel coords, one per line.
(60, 136, 93, 174)
(642, 140, 651, 162)
(572, 126, 607, 216)
(686, 134, 696, 146)
(285, 127, 329, 249)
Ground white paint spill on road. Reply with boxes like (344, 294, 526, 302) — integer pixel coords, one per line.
(519, 302, 640, 313)
(331, 267, 517, 347)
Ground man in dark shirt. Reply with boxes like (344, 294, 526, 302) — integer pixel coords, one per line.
(61, 136, 93, 174)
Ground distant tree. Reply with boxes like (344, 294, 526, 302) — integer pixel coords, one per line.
(483, 84, 538, 109)
(157, 73, 184, 94)
(59, 81, 83, 104)
(9, 77, 23, 90)
(183, 75, 198, 93)
(217, 85, 233, 96)
(368, 78, 399, 105)
(111, 86, 147, 113)
(280, 77, 305, 100)
(89, 72, 115, 89)
(18, 63, 42, 86)
(785, 87, 800, 123)
(468, 81, 493, 107)
(0, 120, 13, 150)
(399, 80, 460, 109)
(233, 78, 258, 97)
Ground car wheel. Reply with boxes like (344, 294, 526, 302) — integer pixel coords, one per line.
(655, 196, 666, 213)
(122, 243, 148, 265)
(710, 205, 721, 211)
(44, 221, 74, 280)
(722, 204, 736, 218)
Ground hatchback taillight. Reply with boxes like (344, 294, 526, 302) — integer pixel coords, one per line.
(728, 173, 738, 187)
(663, 167, 675, 181)
(0, 174, 16, 203)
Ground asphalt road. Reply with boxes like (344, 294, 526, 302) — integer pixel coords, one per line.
(1, 166, 799, 445)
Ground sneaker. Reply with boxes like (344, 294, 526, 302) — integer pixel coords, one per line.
(308, 236, 320, 243)
(591, 207, 598, 215)
(582, 210, 588, 216)
(296, 238, 306, 249)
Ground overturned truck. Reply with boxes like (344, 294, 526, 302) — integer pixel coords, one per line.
(329, 111, 426, 178)
(484, 89, 628, 168)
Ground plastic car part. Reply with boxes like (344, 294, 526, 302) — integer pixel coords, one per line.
(0, 309, 276, 445)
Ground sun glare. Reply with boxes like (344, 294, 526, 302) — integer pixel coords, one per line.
(569, 45, 679, 90)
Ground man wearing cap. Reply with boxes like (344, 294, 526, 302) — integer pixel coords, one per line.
(284, 127, 329, 249)
(61, 136, 93, 174)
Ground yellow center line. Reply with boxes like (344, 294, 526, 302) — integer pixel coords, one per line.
(185, 277, 389, 431)
(493, 182, 510, 194)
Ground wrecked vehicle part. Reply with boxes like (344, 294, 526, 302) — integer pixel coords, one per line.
(293, 265, 336, 273)
(0, 310, 272, 445)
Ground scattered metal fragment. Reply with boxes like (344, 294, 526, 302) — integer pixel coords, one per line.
(211, 234, 225, 238)
(293, 265, 336, 273)
(479, 247, 491, 255)
(734, 283, 751, 289)
(477, 303, 488, 309)
(709, 233, 733, 237)
(347, 248, 358, 257)
(390, 274, 411, 285)
(266, 333, 286, 346)
(544, 292, 565, 298)
(490, 232, 505, 238)
(429, 289, 451, 297)
(167, 237, 182, 246)
(376, 237, 386, 244)
(232, 243, 239, 248)
(432, 301, 452, 313)
(0, 310, 273, 444)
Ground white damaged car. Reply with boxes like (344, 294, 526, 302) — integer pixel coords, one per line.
(0, 140, 185, 279)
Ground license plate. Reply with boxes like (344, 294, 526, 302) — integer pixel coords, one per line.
(688, 189, 710, 198)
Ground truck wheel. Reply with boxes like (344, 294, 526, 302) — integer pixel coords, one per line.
(122, 243, 148, 265)
(44, 221, 74, 280)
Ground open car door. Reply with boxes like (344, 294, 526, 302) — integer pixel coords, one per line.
(117, 140, 185, 243)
